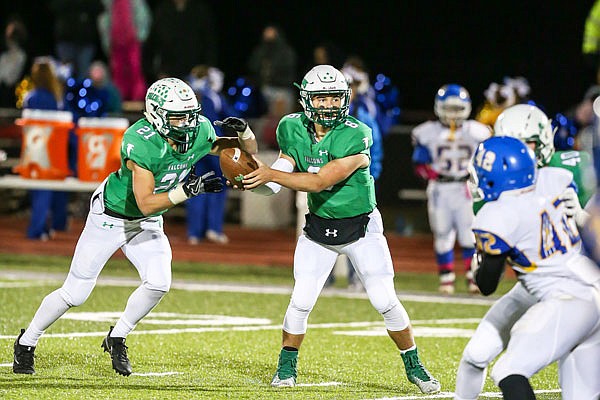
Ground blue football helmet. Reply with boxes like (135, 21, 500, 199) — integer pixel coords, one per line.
(434, 84, 472, 125)
(469, 136, 536, 202)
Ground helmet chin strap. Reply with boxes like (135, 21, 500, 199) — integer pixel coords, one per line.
(448, 119, 456, 141)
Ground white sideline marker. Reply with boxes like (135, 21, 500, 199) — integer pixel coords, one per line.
(0, 363, 12, 367)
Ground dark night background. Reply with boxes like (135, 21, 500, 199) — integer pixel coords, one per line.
(1, 1, 597, 116)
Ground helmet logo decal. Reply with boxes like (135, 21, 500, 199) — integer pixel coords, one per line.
(318, 71, 336, 83)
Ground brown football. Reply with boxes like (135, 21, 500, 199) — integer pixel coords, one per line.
(219, 147, 259, 188)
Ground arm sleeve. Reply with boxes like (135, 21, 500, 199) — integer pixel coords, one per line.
(475, 252, 508, 296)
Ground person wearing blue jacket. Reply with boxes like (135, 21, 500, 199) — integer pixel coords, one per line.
(22, 57, 69, 240)
(186, 66, 239, 244)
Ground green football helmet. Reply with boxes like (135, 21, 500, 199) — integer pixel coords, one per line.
(144, 77, 201, 153)
(295, 65, 351, 128)
(494, 104, 555, 167)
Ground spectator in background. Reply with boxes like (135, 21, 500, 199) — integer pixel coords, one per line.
(312, 41, 345, 69)
(0, 15, 28, 108)
(248, 25, 298, 117)
(88, 60, 122, 115)
(22, 57, 69, 240)
(475, 81, 517, 127)
(97, 0, 151, 101)
(143, 0, 217, 82)
(503, 76, 531, 104)
(583, 0, 600, 85)
(50, 0, 103, 80)
(186, 65, 237, 244)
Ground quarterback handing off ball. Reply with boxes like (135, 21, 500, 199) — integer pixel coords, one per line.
(219, 147, 259, 189)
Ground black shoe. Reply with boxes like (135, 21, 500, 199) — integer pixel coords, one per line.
(13, 328, 35, 374)
(101, 326, 132, 376)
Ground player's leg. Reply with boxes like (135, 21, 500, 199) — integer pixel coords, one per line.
(272, 235, 338, 387)
(491, 295, 600, 394)
(454, 283, 536, 399)
(455, 199, 477, 293)
(345, 209, 440, 394)
(558, 323, 600, 400)
(103, 217, 171, 376)
(14, 211, 124, 374)
(427, 184, 457, 293)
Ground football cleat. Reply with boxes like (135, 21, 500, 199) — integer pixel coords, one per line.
(101, 326, 132, 376)
(438, 272, 455, 295)
(271, 348, 298, 388)
(13, 328, 35, 374)
(401, 348, 441, 394)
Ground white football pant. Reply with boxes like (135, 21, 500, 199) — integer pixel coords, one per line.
(283, 208, 410, 334)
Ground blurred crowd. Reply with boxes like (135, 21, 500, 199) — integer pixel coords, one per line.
(3, 0, 600, 248)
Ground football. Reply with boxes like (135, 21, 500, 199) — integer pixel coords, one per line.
(219, 147, 259, 189)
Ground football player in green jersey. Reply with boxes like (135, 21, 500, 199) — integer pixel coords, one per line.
(12, 78, 258, 376)
(243, 65, 440, 394)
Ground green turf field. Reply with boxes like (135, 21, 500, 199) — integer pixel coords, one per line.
(0, 254, 561, 399)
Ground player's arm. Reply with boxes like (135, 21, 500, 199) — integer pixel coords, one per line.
(412, 144, 438, 181)
(128, 160, 178, 215)
(129, 160, 223, 215)
(242, 153, 369, 193)
(210, 117, 258, 155)
(472, 251, 509, 296)
(472, 228, 512, 295)
(248, 152, 296, 196)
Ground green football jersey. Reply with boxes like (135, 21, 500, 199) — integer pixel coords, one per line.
(546, 150, 595, 207)
(277, 113, 376, 219)
(473, 149, 596, 215)
(103, 117, 216, 217)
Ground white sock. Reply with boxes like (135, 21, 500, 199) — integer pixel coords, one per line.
(400, 345, 416, 354)
(111, 285, 165, 338)
(20, 289, 71, 347)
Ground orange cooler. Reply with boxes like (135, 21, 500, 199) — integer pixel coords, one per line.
(14, 109, 74, 179)
(76, 117, 129, 182)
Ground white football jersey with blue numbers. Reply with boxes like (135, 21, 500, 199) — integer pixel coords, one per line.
(411, 120, 490, 179)
(472, 167, 594, 299)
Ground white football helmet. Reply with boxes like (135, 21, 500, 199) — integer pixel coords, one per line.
(494, 104, 555, 166)
(295, 65, 351, 128)
(144, 77, 201, 153)
(434, 84, 472, 125)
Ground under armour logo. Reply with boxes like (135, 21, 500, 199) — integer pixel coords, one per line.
(325, 229, 338, 237)
(319, 150, 328, 156)
(103, 222, 114, 229)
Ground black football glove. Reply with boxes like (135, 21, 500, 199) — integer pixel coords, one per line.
(183, 171, 223, 197)
(213, 116, 248, 133)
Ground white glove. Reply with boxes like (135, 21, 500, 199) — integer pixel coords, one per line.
(559, 187, 590, 226)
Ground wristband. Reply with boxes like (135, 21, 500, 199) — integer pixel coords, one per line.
(168, 184, 188, 205)
(238, 125, 255, 141)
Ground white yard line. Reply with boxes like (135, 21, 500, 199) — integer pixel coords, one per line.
(0, 269, 496, 306)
